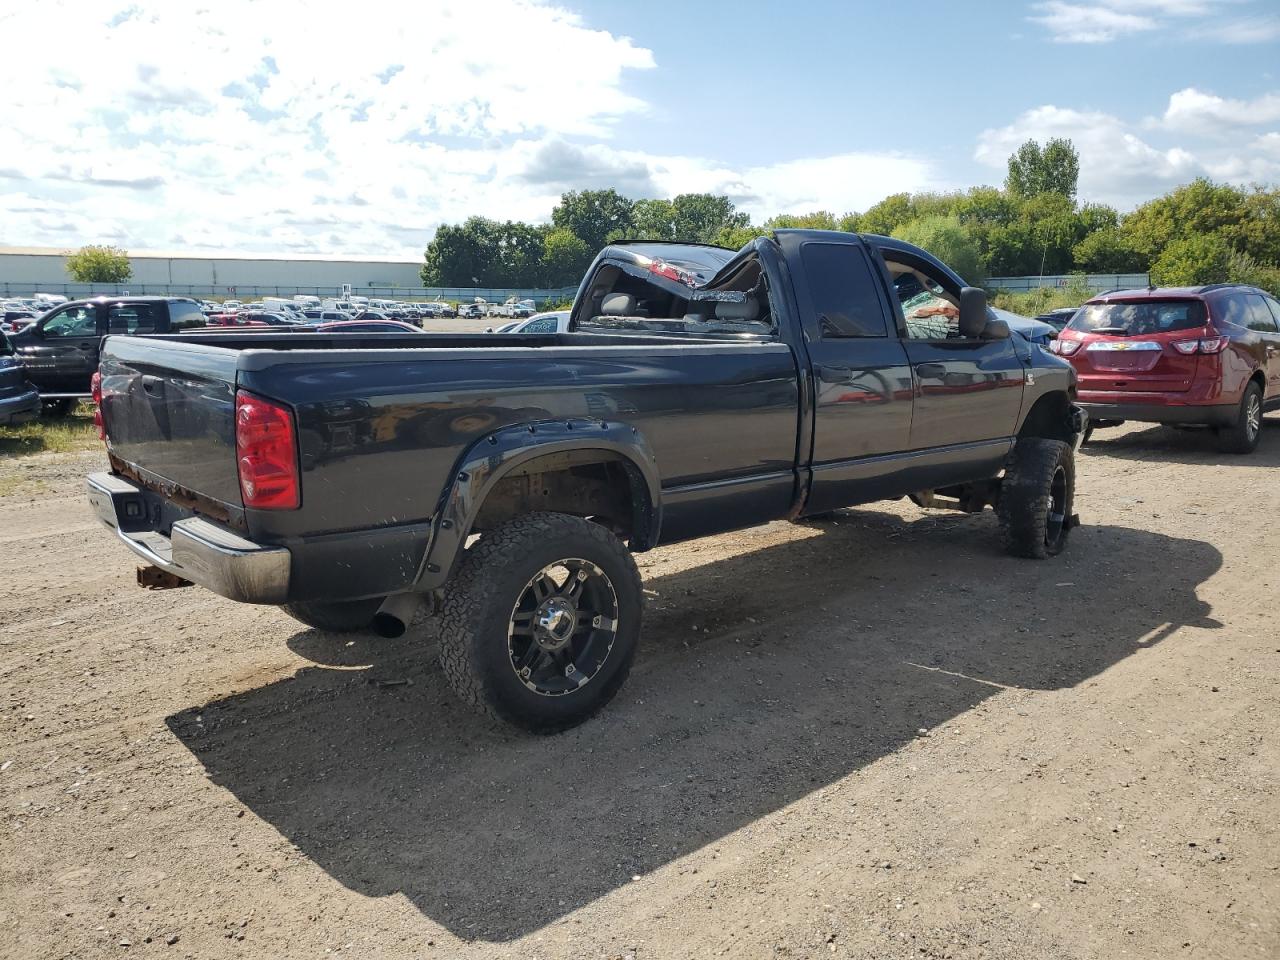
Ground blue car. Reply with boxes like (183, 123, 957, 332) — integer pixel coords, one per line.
(0, 331, 40, 426)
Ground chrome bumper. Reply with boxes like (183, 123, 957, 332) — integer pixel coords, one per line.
(86, 472, 290, 604)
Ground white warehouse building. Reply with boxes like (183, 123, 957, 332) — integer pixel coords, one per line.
(0, 245, 424, 296)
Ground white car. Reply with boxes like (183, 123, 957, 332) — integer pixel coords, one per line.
(493, 310, 570, 333)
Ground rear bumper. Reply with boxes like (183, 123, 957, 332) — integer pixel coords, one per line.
(87, 472, 291, 604)
(0, 387, 40, 426)
(1077, 398, 1238, 426)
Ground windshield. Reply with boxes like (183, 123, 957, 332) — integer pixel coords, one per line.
(1068, 300, 1206, 337)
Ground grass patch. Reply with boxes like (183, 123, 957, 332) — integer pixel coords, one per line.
(0, 402, 101, 458)
(989, 277, 1096, 317)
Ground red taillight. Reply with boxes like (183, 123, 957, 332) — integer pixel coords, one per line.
(1056, 338, 1082, 356)
(235, 391, 300, 510)
(91, 371, 106, 441)
(1171, 336, 1227, 355)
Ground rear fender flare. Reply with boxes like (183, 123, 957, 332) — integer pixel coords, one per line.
(415, 419, 661, 590)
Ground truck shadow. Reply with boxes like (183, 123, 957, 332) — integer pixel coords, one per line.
(166, 515, 1221, 942)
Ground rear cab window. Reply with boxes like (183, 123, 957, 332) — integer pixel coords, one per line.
(108, 303, 159, 334)
(168, 301, 208, 330)
(800, 243, 890, 339)
(1068, 300, 1206, 337)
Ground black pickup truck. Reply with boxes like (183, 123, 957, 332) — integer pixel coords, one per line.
(10, 296, 206, 409)
(87, 231, 1085, 731)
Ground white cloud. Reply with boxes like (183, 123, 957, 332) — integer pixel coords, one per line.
(0, 0, 943, 258)
(975, 103, 1280, 208)
(1154, 88, 1280, 135)
(1029, 2, 1156, 43)
(1028, 0, 1263, 43)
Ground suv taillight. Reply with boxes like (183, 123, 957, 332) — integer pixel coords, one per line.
(1051, 338, 1082, 356)
(91, 371, 106, 441)
(1172, 336, 1227, 355)
(235, 390, 300, 510)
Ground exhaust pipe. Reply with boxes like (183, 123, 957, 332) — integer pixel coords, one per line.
(373, 592, 425, 639)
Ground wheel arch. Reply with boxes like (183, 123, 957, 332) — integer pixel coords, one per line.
(416, 419, 661, 591)
(1017, 390, 1078, 446)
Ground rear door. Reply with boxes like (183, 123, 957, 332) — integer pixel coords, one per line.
(779, 233, 915, 512)
(1067, 299, 1207, 394)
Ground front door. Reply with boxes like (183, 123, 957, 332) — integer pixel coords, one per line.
(879, 250, 1025, 482)
(1253, 293, 1280, 403)
(16, 303, 103, 394)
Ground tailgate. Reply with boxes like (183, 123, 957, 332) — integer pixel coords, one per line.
(1074, 334, 1202, 393)
(99, 336, 243, 509)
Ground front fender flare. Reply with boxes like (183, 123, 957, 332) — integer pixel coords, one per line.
(414, 419, 661, 591)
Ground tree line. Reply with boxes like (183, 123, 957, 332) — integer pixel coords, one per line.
(421, 139, 1280, 295)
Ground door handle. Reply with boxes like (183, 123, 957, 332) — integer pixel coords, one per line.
(916, 362, 947, 378)
(76, 343, 95, 351)
(141, 375, 165, 396)
(817, 364, 852, 383)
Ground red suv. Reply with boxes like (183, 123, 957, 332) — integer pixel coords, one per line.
(1052, 285, 1280, 453)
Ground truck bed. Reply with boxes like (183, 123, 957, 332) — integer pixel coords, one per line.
(98, 330, 802, 601)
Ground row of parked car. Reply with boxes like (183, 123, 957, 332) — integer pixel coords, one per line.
(6, 281, 1280, 457)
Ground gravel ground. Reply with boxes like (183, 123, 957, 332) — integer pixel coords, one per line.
(1, 421, 1277, 959)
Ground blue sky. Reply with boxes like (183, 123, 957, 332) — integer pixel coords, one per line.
(0, 0, 1277, 257)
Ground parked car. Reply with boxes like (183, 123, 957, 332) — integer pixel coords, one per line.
(2, 303, 39, 333)
(502, 310, 571, 334)
(992, 308, 1055, 347)
(0, 330, 40, 426)
(1052, 284, 1280, 453)
(9, 296, 206, 408)
(88, 230, 1084, 732)
(238, 312, 304, 327)
(1035, 307, 1079, 332)
(484, 320, 523, 333)
(314, 319, 424, 333)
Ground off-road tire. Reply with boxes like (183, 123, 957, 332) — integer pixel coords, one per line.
(282, 598, 384, 633)
(1215, 381, 1263, 455)
(998, 438, 1075, 559)
(437, 512, 642, 733)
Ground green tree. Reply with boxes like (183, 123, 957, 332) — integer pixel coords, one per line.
(891, 216, 983, 283)
(855, 193, 913, 236)
(65, 245, 132, 283)
(764, 210, 839, 230)
(540, 228, 591, 287)
(1150, 233, 1233, 287)
(421, 217, 502, 286)
(1072, 227, 1146, 273)
(1119, 178, 1248, 261)
(551, 189, 635, 253)
(629, 198, 677, 240)
(1005, 138, 1080, 201)
(669, 194, 749, 243)
(490, 221, 547, 287)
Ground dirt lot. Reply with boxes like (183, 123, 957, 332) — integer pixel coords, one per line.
(2, 422, 1278, 959)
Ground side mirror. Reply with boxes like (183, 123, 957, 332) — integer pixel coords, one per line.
(958, 286, 988, 338)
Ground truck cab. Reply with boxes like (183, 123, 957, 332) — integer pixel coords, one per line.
(10, 296, 207, 404)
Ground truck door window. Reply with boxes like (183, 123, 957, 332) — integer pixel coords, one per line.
(886, 261, 964, 340)
(108, 304, 158, 334)
(800, 243, 890, 338)
(41, 306, 98, 338)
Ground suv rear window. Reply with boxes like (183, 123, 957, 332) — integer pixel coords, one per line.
(1067, 300, 1206, 337)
